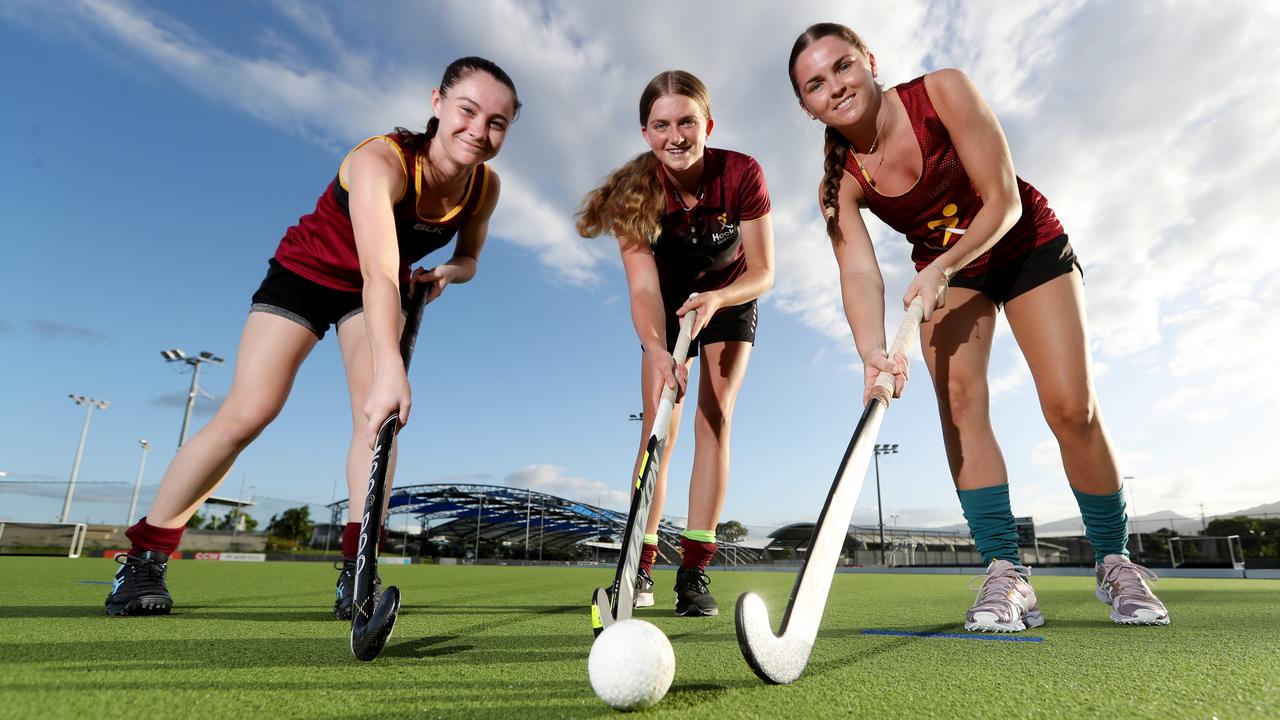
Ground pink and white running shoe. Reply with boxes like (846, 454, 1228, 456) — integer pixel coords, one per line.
(964, 559, 1045, 633)
(1095, 554, 1170, 625)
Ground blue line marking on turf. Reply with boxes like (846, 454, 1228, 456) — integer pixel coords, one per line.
(77, 580, 113, 585)
(862, 629, 1044, 643)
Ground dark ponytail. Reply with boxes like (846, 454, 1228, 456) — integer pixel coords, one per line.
(820, 127, 848, 244)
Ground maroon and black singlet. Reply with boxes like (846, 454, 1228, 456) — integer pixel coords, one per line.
(274, 132, 490, 293)
(845, 76, 1064, 280)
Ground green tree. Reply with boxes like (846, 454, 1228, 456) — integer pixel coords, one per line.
(716, 520, 748, 544)
(266, 506, 315, 544)
(1203, 516, 1257, 537)
(207, 509, 258, 532)
(186, 512, 205, 529)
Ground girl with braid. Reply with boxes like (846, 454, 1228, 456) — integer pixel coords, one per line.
(788, 23, 1168, 630)
(105, 57, 520, 619)
(578, 70, 775, 617)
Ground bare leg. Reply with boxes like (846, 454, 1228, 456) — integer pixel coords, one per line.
(1005, 271, 1120, 495)
(148, 312, 318, 527)
(637, 352, 694, 536)
(337, 310, 407, 522)
(918, 288, 1005, 490)
(686, 341, 751, 531)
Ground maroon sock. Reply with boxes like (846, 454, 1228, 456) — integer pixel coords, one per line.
(125, 517, 185, 557)
(679, 536, 717, 570)
(640, 543, 659, 574)
(342, 522, 389, 559)
(342, 522, 361, 559)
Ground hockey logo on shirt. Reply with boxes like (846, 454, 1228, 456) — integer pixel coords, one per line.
(926, 203, 965, 249)
(709, 212, 738, 245)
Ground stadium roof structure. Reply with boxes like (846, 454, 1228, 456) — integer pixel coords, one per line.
(766, 523, 977, 551)
(327, 483, 686, 555)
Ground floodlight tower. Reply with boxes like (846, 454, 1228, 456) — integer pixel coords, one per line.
(1123, 474, 1144, 560)
(126, 439, 151, 526)
(161, 349, 223, 447)
(61, 394, 109, 523)
(873, 443, 899, 566)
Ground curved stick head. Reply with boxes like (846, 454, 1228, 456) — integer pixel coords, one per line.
(350, 585, 401, 661)
(591, 586, 624, 637)
(735, 592, 813, 685)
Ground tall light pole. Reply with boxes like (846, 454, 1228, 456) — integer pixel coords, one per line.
(1123, 475, 1144, 560)
(61, 394, 109, 523)
(161, 349, 223, 447)
(126, 439, 151, 526)
(873, 443, 898, 566)
(474, 494, 484, 560)
(524, 488, 533, 560)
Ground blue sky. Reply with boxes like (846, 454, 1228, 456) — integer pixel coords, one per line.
(2, 1, 1278, 538)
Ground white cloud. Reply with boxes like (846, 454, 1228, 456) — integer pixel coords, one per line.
(503, 463, 627, 509)
(988, 349, 1030, 399)
(7, 0, 1278, 523)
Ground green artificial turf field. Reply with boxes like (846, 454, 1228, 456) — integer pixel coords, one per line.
(2, 558, 1277, 719)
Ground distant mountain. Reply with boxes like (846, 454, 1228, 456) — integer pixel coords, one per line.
(1035, 510, 1199, 537)
(1011, 500, 1278, 538)
(1229, 500, 1280, 516)
(900, 501, 1275, 538)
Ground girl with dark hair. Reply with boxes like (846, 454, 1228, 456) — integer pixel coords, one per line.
(106, 57, 520, 619)
(578, 70, 774, 617)
(788, 23, 1168, 630)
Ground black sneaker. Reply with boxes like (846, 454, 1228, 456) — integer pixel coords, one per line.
(635, 567, 655, 608)
(333, 559, 381, 620)
(105, 551, 172, 616)
(674, 566, 718, 616)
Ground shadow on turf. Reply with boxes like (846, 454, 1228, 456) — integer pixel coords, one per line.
(382, 635, 473, 658)
(0, 605, 347, 622)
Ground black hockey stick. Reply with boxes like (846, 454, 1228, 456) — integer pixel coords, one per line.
(590, 301, 698, 636)
(350, 281, 432, 662)
(735, 297, 924, 683)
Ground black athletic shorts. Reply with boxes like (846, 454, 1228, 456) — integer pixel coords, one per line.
(659, 298, 758, 359)
(947, 234, 1082, 306)
(250, 259, 410, 340)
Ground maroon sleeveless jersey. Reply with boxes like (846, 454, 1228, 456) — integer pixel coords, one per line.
(845, 76, 1063, 277)
(652, 147, 770, 307)
(274, 132, 491, 292)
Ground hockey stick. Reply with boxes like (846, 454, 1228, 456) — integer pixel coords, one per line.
(735, 297, 925, 684)
(590, 299, 698, 636)
(350, 281, 432, 662)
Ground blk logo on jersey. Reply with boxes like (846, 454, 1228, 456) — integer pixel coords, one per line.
(413, 223, 447, 234)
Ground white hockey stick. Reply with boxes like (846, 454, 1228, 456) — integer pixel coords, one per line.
(591, 299, 698, 635)
(735, 297, 925, 684)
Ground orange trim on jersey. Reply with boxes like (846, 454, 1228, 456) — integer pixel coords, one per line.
(412, 154, 483, 224)
(338, 136, 409, 204)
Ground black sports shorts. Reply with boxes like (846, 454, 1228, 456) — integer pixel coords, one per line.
(661, 298, 758, 359)
(249, 259, 410, 340)
(947, 234, 1082, 306)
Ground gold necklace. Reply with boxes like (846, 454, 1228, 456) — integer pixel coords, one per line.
(851, 104, 890, 188)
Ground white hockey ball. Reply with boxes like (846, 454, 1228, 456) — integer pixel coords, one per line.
(588, 619, 675, 711)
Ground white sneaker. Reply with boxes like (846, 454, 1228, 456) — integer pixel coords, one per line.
(1096, 554, 1170, 625)
(964, 559, 1045, 632)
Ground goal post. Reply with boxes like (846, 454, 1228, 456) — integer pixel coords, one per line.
(1169, 534, 1244, 570)
(0, 522, 88, 558)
